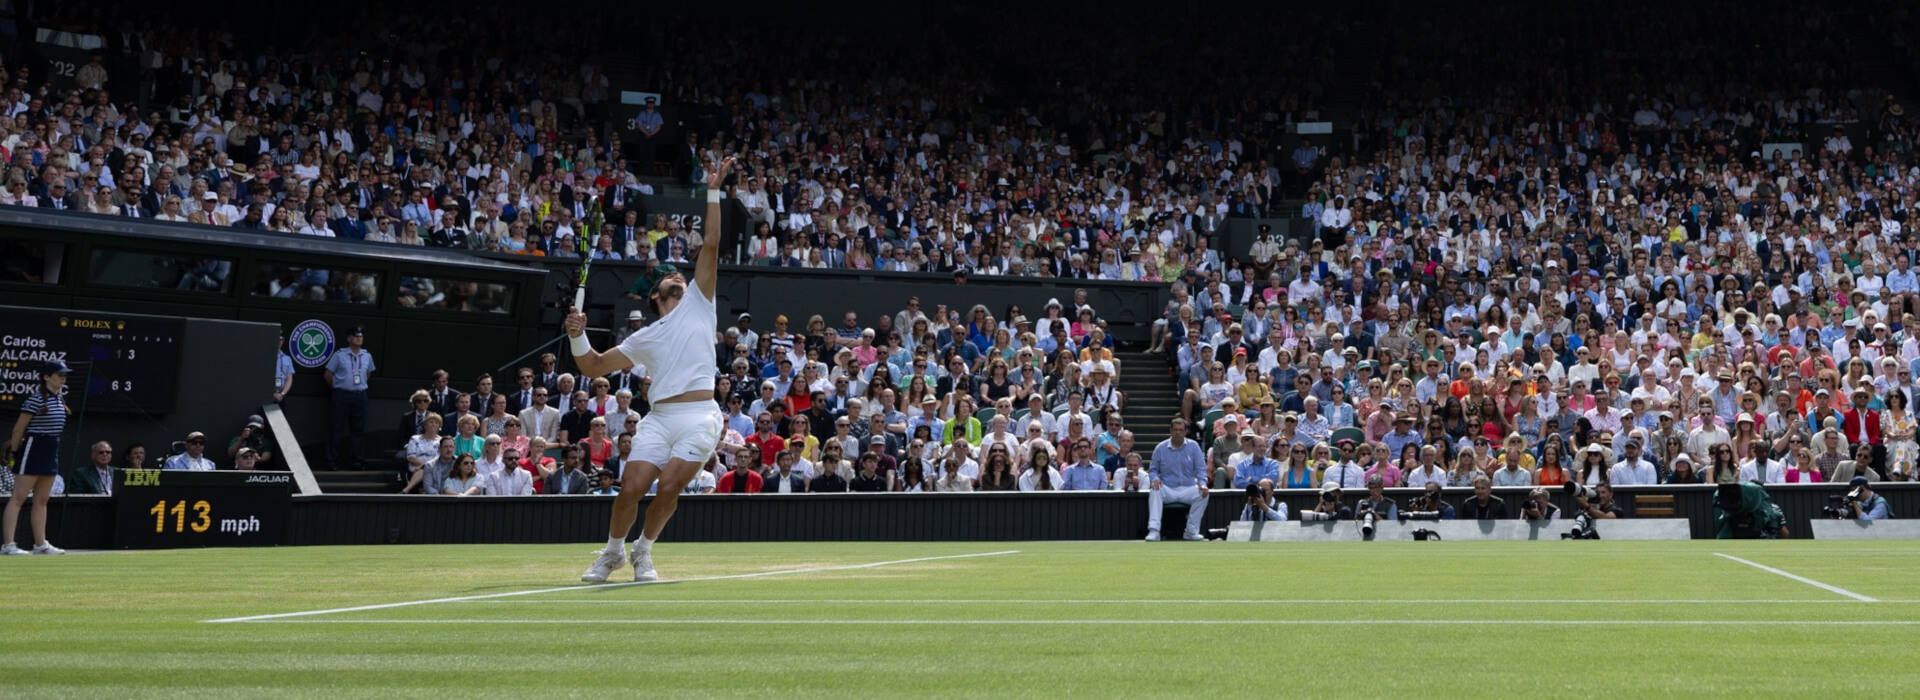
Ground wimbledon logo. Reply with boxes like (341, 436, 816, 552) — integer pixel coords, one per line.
(291, 319, 335, 369)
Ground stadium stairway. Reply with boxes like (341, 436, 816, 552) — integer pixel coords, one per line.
(314, 470, 403, 494)
(1114, 350, 1179, 448)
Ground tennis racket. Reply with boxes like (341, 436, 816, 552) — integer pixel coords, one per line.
(572, 195, 602, 311)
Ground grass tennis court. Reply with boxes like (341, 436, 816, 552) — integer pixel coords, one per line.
(6, 541, 1920, 697)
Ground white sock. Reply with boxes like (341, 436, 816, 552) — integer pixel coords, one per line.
(635, 536, 656, 554)
(606, 537, 626, 554)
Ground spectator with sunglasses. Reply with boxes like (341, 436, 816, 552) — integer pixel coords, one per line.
(163, 431, 217, 471)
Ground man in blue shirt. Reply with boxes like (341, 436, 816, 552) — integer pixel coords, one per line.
(323, 325, 376, 469)
(1060, 439, 1109, 490)
(1146, 418, 1210, 541)
(1848, 477, 1892, 520)
(1233, 436, 1280, 488)
(273, 331, 295, 404)
(1381, 413, 1423, 459)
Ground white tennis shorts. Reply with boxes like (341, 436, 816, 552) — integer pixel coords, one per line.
(626, 400, 725, 466)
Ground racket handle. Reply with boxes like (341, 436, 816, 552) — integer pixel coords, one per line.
(573, 286, 587, 311)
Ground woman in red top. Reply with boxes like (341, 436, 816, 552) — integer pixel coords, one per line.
(579, 416, 615, 471)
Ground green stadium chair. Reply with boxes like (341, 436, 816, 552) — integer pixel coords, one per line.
(1330, 426, 1365, 447)
(974, 407, 997, 423)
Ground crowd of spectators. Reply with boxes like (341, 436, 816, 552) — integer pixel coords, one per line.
(385, 291, 1143, 494)
(1164, 0, 1919, 512)
(0, 2, 1336, 282)
(8, 0, 1920, 522)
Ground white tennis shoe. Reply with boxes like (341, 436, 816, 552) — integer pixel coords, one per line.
(0, 543, 25, 555)
(31, 542, 65, 555)
(580, 548, 625, 583)
(630, 549, 659, 582)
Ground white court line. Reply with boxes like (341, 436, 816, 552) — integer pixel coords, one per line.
(249, 619, 1920, 626)
(1714, 553, 1880, 603)
(205, 550, 1019, 624)
(468, 598, 1909, 605)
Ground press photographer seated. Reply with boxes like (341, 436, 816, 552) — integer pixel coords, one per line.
(1236, 480, 1288, 522)
(1844, 477, 1891, 521)
(1302, 481, 1351, 521)
(1402, 482, 1455, 520)
(1354, 474, 1396, 521)
(1521, 488, 1560, 521)
(1571, 483, 1625, 520)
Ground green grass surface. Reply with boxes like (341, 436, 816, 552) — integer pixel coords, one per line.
(5, 540, 1920, 697)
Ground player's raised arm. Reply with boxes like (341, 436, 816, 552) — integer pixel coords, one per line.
(565, 307, 635, 378)
(695, 155, 737, 300)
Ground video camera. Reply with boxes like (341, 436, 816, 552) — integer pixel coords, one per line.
(1821, 487, 1865, 520)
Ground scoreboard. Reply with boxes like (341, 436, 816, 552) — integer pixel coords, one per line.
(0, 307, 184, 414)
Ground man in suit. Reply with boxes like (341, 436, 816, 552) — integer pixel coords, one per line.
(1212, 324, 1255, 365)
(397, 390, 437, 450)
(604, 365, 644, 396)
(425, 371, 457, 415)
(546, 445, 594, 495)
(441, 392, 479, 432)
(680, 132, 703, 180)
(764, 448, 810, 494)
(119, 182, 151, 219)
(820, 233, 848, 268)
(509, 367, 537, 414)
(38, 181, 80, 211)
(603, 179, 638, 219)
(536, 354, 561, 393)
(333, 203, 369, 240)
(66, 441, 117, 495)
(517, 387, 561, 443)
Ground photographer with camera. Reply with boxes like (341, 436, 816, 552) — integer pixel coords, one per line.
(1355, 474, 1397, 520)
(226, 415, 279, 470)
(1571, 482, 1624, 520)
(1559, 481, 1620, 539)
(1403, 481, 1456, 520)
(1845, 476, 1891, 520)
(1303, 481, 1351, 521)
(1521, 487, 1560, 521)
(1237, 480, 1288, 522)
(1460, 475, 1508, 519)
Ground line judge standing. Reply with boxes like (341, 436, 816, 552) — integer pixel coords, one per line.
(324, 324, 375, 469)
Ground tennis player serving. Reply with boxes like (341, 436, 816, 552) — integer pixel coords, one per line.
(568, 155, 735, 583)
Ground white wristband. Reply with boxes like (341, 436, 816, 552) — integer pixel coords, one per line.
(707, 190, 723, 204)
(569, 334, 593, 356)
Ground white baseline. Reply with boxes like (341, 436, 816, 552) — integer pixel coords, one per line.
(205, 550, 1020, 624)
(469, 598, 1906, 605)
(252, 619, 1920, 626)
(1714, 553, 1879, 602)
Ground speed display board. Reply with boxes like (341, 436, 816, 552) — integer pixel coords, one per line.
(0, 307, 184, 414)
(114, 470, 292, 549)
